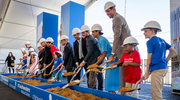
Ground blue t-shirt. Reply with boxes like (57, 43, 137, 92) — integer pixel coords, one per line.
(146, 36, 171, 72)
(22, 59, 27, 68)
(98, 35, 112, 59)
(53, 57, 63, 74)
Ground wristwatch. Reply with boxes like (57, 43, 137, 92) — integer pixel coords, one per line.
(111, 53, 116, 57)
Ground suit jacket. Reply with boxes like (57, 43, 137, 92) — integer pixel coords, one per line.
(73, 37, 87, 64)
(44, 46, 53, 65)
(112, 13, 131, 59)
(63, 42, 76, 70)
(84, 35, 101, 66)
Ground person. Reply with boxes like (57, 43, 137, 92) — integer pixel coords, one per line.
(39, 38, 53, 79)
(37, 43, 44, 77)
(104, 1, 131, 90)
(19, 54, 28, 74)
(91, 24, 120, 93)
(45, 37, 60, 76)
(4, 52, 16, 73)
(50, 51, 64, 82)
(39, 38, 46, 78)
(110, 36, 141, 98)
(19, 48, 27, 62)
(80, 25, 103, 90)
(28, 52, 38, 75)
(141, 21, 176, 100)
(60, 35, 76, 83)
(46, 37, 59, 60)
(27, 48, 34, 67)
(22, 54, 28, 69)
(72, 27, 87, 85)
(25, 41, 36, 53)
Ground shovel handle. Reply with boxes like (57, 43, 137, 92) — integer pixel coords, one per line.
(70, 66, 82, 82)
(133, 77, 144, 89)
(80, 69, 90, 81)
(54, 66, 63, 78)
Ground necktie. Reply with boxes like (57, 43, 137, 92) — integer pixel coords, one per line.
(79, 38, 83, 59)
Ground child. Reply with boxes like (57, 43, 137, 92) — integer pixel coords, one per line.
(109, 36, 141, 98)
(141, 21, 176, 100)
(50, 51, 63, 82)
(28, 52, 38, 75)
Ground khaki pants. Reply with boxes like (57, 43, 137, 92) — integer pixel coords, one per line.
(151, 69, 167, 100)
(125, 83, 139, 98)
(120, 67, 125, 95)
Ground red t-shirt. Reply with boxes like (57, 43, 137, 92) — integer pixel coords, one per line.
(50, 45, 60, 56)
(119, 50, 142, 84)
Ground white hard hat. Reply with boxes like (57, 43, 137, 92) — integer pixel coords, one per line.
(60, 35, 69, 41)
(21, 48, 25, 52)
(81, 25, 90, 32)
(72, 28, 81, 35)
(104, 1, 116, 11)
(122, 36, 139, 47)
(25, 41, 30, 45)
(23, 54, 28, 57)
(46, 37, 54, 43)
(54, 51, 62, 56)
(39, 38, 46, 43)
(91, 24, 102, 32)
(29, 48, 34, 52)
(141, 21, 162, 32)
(37, 43, 42, 48)
(31, 52, 37, 56)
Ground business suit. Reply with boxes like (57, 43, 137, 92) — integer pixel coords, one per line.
(73, 37, 87, 82)
(43, 46, 53, 79)
(112, 13, 131, 88)
(63, 42, 76, 83)
(83, 34, 103, 90)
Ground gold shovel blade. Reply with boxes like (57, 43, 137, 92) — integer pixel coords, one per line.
(87, 64, 101, 69)
(63, 72, 75, 76)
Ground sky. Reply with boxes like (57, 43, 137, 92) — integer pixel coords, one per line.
(85, 0, 170, 59)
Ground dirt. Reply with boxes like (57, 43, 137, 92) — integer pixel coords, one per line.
(90, 68, 102, 73)
(46, 87, 109, 100)
(68, 81, 80, 86)
(118, 86, 134, 92)
(29, 75, 37, 78)
(19, 79, 52, 85)
(47, 80, 55, 83)
(7, 75, 24, 78)
(87, 64, 101, 69)
(63, 72, 75, 76)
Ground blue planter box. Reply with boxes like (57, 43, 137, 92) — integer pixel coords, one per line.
(0, 74, 140, 100)
(36, 84, 140, 100)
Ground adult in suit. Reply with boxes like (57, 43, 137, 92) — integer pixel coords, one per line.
(72, 28, 87, 85)
(80, 25, 103, 90)
(104, 1, 131, 92)
(60, 35, 76, 83)
(39, 38, 53, 79)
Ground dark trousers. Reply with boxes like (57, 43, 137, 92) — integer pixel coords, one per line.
(67, 68, 73, 83)
(44, 65, 52, 79)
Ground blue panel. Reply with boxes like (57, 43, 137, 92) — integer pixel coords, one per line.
(69, 1, 85, 44)
(61, 2, 70, 37)
(61, 1, 85, 45)
(37, 12, 43, 28)
(43, 12, 58, 47)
